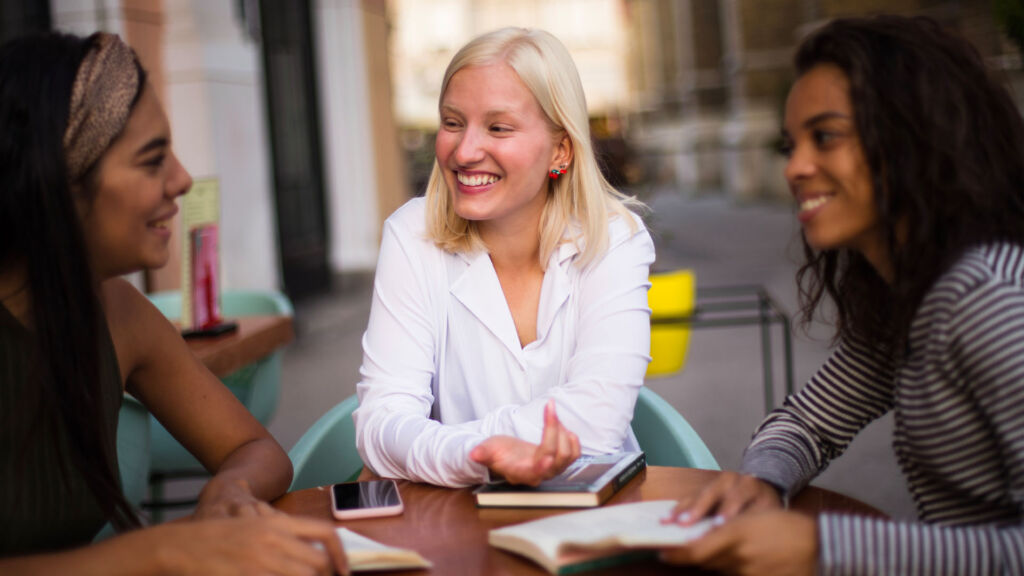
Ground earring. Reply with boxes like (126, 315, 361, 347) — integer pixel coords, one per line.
(548, 164, 568, 180)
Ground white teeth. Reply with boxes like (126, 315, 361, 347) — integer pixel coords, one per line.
(799, 196, 830, 212)
(457, 172, 499, 187)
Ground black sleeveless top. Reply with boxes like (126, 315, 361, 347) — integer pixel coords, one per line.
(0, 303, 124, 555)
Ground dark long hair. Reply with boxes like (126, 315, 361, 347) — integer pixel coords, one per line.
(793, 16, 1024, 353)
(0, 33, 144, 530)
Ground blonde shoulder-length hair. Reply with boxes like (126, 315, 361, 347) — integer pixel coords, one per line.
(425, 27, 643, 268)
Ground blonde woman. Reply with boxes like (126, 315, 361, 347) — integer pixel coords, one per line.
(354, 28, 655, 488)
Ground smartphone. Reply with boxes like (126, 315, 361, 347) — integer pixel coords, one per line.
(330, 480, 404, 520)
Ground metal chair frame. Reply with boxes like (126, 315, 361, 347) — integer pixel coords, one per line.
(652, 284, 794, 414)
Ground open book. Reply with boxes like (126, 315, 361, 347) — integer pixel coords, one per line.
(488, 500, 714, 574)
(474, 452, 646, 508)
(336, 528, 431, 572)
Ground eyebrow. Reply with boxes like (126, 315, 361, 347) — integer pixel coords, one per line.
(135, 137, 169, 157)
(781, 111, 852, 139)
(803, 111, 850, 128)
(439, 104, 519, 119)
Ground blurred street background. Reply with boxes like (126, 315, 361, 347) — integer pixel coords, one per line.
(5, 0, 1024, 520)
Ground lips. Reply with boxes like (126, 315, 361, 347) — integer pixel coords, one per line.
(148, 206, 178, 229)
(799, 195, 831, 212)
(795, 193, 833, 224)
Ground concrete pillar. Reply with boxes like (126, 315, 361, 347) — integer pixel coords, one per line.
(363, 0, 409, 240)
(314, 0, 380, 272)
(161, 0, 279, 290)
(718, 0, 790, 202)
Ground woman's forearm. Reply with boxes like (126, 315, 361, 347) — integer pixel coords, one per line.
(0, 527, 169, 576)
(199, 436, 293, 507)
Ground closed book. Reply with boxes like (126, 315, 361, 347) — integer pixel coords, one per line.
(474, 452, 646, 508)
(488, 500, 714, 575)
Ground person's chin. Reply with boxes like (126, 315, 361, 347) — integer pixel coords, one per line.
(805, 234, 841, 253)
(142, 251, 171, 271)
(453, 201, 492, 222)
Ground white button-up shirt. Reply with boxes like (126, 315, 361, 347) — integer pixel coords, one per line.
(353, 198, 654, 487)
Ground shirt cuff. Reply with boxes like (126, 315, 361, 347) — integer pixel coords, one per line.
(738, 450, 806, 503)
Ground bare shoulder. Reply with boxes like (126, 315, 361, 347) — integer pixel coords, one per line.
(100, 278, 179, 377)
(101, 278, 162, 326)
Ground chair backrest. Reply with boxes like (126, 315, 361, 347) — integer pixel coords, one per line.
(647, 269, 696, 377)
(117, 394, 152, 506)
(147, 289, 295, 320)
(288, 394, 364, 491)
(631, 387, 719, 470)
(147, 289, 291, 424)
(146, 289, 293, 478)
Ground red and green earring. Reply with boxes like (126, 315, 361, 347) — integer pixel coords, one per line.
(549, 164, 568, 179)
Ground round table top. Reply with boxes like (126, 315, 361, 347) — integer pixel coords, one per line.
(274, 466, 884, 575)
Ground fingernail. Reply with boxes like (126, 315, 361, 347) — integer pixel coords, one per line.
(712, 515, 726, 526)
(679, 512, 691, 523)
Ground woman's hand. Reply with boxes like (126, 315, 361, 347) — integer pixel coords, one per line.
(665, 471, 782, 525)
(659, 510, 817, 576)
(194, 477, 279, 519)
(155, 515, 349, 576)
(469, 399, 581, 486)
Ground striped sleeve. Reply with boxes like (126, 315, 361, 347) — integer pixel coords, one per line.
(819, 514, 1024, 576)
(820, 251, 1024, 575)
(739, 335, 897, 498)
(948, 265, 1024, 511)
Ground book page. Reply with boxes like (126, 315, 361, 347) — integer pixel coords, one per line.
(334, 528, 432, 572)
(490, 500, 714, 560)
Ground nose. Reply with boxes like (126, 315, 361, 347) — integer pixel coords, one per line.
(783, 142, 815, 191)
(166, 151, 193, 199)
(453, 126, 485, 166)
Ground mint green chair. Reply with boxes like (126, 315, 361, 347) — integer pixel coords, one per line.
(117, 394, 152, 507)
(288, 394, 364, 491)
(632, 387, 719, 470)
(96, 394, 152, 542)
(145, 290, 293, 512)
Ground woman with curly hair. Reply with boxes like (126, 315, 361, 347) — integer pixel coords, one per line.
(663, 15, 1024, 575)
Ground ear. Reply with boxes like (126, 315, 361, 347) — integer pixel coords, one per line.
(550, 132, 574, 171)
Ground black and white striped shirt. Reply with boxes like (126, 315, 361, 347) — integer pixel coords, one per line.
(740, 243, 1024, 575)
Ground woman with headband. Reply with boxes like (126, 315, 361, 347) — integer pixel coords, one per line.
(353, 28, 654, 487)
(0, 33, 346, 574)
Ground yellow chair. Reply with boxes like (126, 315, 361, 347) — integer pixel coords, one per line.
(647, 270, 796, 413)
(646, 269, 696, 377)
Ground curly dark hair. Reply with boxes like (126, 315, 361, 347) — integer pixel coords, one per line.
(793, 15, 1024, 354)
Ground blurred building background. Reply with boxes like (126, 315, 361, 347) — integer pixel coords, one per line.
(2, 0, 1022, 519)
(1, 0, 1017, 297)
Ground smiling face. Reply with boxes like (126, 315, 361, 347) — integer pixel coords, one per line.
(783, 64, 887, 269)
(435, 61, 570, 235)
(75, 83, 192, 279)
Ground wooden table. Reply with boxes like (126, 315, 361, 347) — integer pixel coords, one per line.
(274, 466, 885, 575)
(183, 315, 294, 377)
